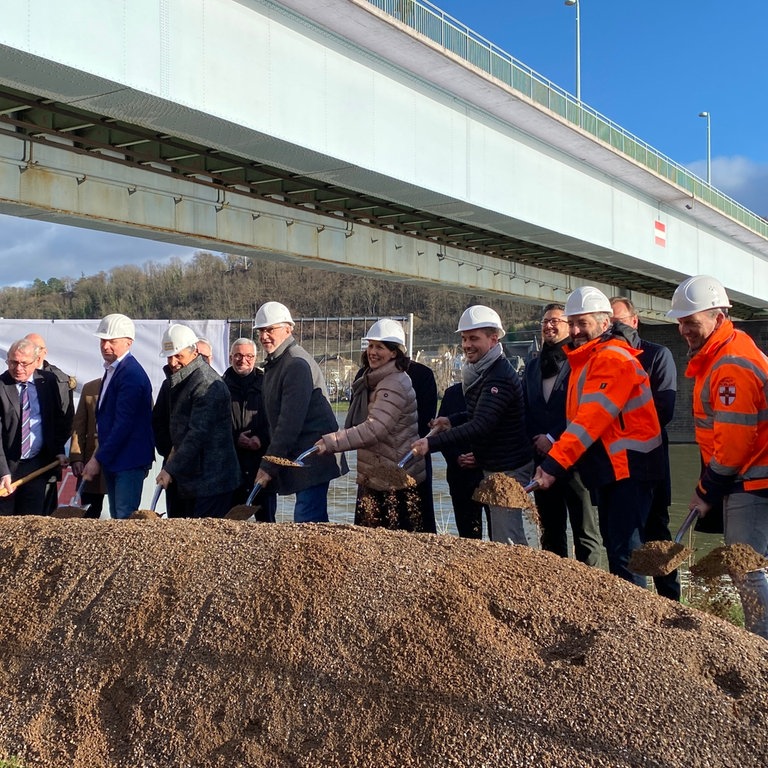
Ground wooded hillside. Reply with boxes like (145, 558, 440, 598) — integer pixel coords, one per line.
(0, 252, 541, 345)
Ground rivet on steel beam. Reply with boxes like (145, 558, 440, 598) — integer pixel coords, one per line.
(285, 219, 294, 226)
(251, 213, 261, 220)
(174, 196, 182, 205)
(76, 175, 87, 185)
(316, 225, 325, 232)
(127, 186, 137, 195)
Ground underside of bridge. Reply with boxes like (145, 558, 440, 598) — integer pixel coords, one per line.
(4, 83, 756, 318)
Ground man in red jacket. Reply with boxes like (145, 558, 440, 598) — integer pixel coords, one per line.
(668, 274, 768, 639)
(534, 287, 664, 585)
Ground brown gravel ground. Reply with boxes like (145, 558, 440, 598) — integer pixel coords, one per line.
(1, 518, 767, 768)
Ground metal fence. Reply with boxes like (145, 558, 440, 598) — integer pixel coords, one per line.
(367, 0, 768, 239)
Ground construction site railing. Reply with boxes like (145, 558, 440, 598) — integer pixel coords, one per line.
(366, 0, 768, 240)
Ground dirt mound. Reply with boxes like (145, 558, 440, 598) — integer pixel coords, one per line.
(1, 518, 767, 768)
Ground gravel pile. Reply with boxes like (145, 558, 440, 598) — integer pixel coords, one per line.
(0, 517, 767, 768)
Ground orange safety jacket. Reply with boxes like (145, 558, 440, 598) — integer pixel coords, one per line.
(540, 332, 663, 489)
(687, 318, 768, 500)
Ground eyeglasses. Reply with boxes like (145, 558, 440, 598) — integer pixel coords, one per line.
(233, 353, 255, 361)
(7, 359, 36, 368)
(540, 318, 568, 327)
(257, 325, 286, 337)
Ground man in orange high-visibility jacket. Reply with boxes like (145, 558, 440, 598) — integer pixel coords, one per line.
(533, 286, 664, 586)
(668, 274, 768, 640)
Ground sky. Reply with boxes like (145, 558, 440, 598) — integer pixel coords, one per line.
(1, 0, 766, 288)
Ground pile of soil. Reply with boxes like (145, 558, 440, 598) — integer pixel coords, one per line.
(1, 518, 767, 768)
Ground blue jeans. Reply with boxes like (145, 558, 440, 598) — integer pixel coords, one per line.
(724, 491, 768, 640)
(104, 467, 149, 520)
(294, 481, 330, 523)
(595, 478, 653, 587)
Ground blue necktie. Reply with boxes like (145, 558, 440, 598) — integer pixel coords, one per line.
(20, 383, 31, 459)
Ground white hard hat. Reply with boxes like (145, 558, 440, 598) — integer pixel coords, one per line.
(160, 324, 199, 357)
(94, 313, 135, 340)
(254, 301, 295, 329)
(564, 286, 613, 316)
(363, 319, 407, 351)
(456, 305, 505, 335)
(666, 275, 732, 319)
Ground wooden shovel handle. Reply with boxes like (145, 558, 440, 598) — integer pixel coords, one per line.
(0, 459, 61, 497)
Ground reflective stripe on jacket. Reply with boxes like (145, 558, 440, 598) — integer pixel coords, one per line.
(541, 333, 662, 488)
(687, 318, 768, 498)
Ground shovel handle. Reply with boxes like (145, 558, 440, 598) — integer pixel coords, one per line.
(245, 482, 262, 506)
(523, 481, 539, 494)
(294, 445, 320, 466)
(674, 507, 701, 544)
(149, 484, 163, 512)
(0, 459, 61, 497)
(398, 426, 441, 469)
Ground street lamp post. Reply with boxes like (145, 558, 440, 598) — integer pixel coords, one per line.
(698, 111, 711, 185)
(564, 0, 581, 103)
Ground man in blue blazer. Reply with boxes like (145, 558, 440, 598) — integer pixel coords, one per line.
(82, 314, 155, 519)
(0, 338, 69, 515)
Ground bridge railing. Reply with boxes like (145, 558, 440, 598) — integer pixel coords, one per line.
(367, 0, 768, 239)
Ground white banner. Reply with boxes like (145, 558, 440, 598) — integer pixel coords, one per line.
(0, 319, 231, 400)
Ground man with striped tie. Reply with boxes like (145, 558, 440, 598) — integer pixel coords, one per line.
(0, 338, 69, 515)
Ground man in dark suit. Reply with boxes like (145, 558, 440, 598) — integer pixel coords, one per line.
(25, 332, 76, 516)
(82, 314, 155, 519)
(0, 338, 68, 515)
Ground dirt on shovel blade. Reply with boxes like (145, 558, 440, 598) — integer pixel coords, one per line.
(263, 455, 301, 467)
(628, 540, 693, 577)
(691, 543, 768, 580)
(51, 506, 88, 519)
(473, 473, 536, 511)
(225, 504, 261, 521)
(364, 463, 416, 491)
(129, 509, 161, 520)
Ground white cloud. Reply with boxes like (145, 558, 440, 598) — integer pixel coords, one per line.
(0, 214, 197, 288)
(688, 156, 768, 218)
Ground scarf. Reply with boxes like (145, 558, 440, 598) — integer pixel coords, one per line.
(538, 338, 569, 379)
(462, 342, 503, 394)
(344, 360, 398, 429)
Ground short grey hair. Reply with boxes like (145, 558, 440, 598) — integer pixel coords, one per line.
(230, 337, 257, 355)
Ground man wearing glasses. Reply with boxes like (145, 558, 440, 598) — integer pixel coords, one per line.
(223, 337, 276, 521)
(523, 303, 602, 565)
(0, 338, 68, 515)
(254, 302, 344, 523)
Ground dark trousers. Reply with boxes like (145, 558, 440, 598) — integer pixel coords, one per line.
(534, 471, 602, 566)
(0, 455, 49, 516)
(188, 490, 234, 519)
(416, 454, 437, 534)
(446, 465, 486, 539)
(81, 491, 105, 520)
(595, 478, 654, 587)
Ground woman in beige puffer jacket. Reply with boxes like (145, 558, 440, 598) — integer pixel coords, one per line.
(315, 320, 426, 530)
